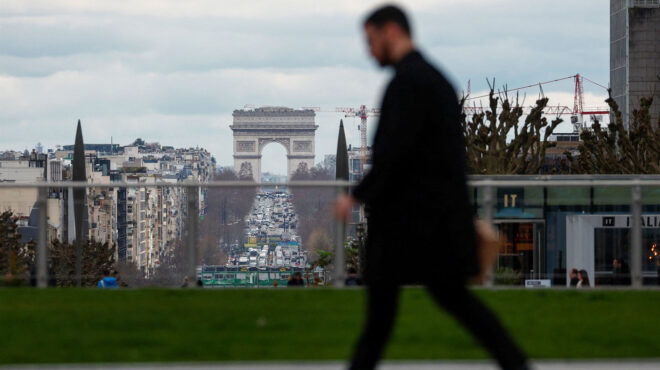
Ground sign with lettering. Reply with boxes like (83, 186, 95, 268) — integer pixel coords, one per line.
(602, 217, 615, 227)
(598, 215, 660, 228)
(524, 279, 551, 288)
(497, 187, 524, 210)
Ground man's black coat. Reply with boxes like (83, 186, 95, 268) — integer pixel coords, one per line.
(352, 51, 478, 285)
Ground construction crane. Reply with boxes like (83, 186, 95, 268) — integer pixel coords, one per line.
(462, 74, 610, 132)
(335, 105, 380, 173)
(571, 74, 610, 132)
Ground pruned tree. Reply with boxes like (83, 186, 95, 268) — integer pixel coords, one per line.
(568, 92, 660, 174)
(49, 238, 116, 287)
(0, 211, 34, 286)
(461, 84, 563, 174)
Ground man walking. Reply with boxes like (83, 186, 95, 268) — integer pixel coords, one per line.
(334, 5, 529, 370)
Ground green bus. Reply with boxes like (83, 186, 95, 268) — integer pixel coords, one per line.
(199, 266, 307, 287)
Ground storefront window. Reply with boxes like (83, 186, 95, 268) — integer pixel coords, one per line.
(594, 227, 660, 284)
(496, 223, 534, 282)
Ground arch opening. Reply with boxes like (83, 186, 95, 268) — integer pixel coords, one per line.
(260, 141, 289, 183)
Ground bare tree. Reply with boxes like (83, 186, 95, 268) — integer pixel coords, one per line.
(569, 92, 660, 174)
(461, 84, 562, 174)
(0, 211, 34, 286)
(200, 168, 256, 263)
(150, 239, 187, 286)
(289, 164, 335, 256)
(49, 238, 116, 287)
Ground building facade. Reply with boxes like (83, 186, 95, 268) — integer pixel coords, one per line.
(610, 0, 660, 127)
(0, 143, 214, 278)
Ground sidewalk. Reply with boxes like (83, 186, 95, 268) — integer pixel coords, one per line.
(4, 361, 660, 369)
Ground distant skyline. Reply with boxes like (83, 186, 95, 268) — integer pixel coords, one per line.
(0, 0, 610, 174)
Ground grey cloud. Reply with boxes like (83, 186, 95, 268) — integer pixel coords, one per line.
(0, 17, 147, 58)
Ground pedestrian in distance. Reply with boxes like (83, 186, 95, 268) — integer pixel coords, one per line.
(569, 268, 579, 287)
(612, 257, 631, 285)
(345, 267, 362, 286)
(577, 269, 590, 288)
(97, 269, 118, 289)
(334, 5, 529, 370)
(287, 271, 305, 287)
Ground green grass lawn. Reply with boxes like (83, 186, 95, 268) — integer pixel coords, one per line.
(1, 288, 659, 364)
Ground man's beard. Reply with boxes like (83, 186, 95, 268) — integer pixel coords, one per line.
(377, 44, 393, 67)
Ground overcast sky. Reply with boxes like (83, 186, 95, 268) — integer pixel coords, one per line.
(0, 0, 610, 174)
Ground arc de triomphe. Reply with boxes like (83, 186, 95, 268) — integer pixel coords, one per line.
(230, 107, 318, 183)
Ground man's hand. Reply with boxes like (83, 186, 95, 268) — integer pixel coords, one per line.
(334, 193, 357, 222)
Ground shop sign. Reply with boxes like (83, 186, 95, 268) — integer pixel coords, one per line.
(599, 215, 660, 228)
(497, 187, 524, 210)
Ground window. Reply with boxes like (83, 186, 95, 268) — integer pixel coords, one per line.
(351, 158, 361, 171)
(633, 0, 659, 6)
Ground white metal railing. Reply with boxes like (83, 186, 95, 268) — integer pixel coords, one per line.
(3, 175, 660, 288)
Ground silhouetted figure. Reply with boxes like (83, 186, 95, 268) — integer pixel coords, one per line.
(29, 263, 57, 287)
(287, 271, 304, 287)
(612, 257, 631, 285)
(334, 5, 528, 370)
(577, 269, 590, 288)
(569, 268, 579, 287)
(345, 267, 362, 286)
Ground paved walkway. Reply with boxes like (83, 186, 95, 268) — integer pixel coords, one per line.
(4, 361, 660, 369)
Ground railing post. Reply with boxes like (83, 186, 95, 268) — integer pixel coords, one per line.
(631, 184, 642, 288)
(334, 185, 346, 287)
(482, 184, 495, 287)
(36, 187, 49, 288)
(186, 185, 199, 286)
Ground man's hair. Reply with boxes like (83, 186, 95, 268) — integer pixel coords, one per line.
(363, 5, 411, 36)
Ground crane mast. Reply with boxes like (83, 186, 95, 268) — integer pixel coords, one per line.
(335, 105, 380, 177)
(358, 105, 368, 173)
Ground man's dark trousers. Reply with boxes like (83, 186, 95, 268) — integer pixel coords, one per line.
(349, 283, 528, 370)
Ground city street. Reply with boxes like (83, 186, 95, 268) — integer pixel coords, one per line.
(228, 190, 306, 269)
